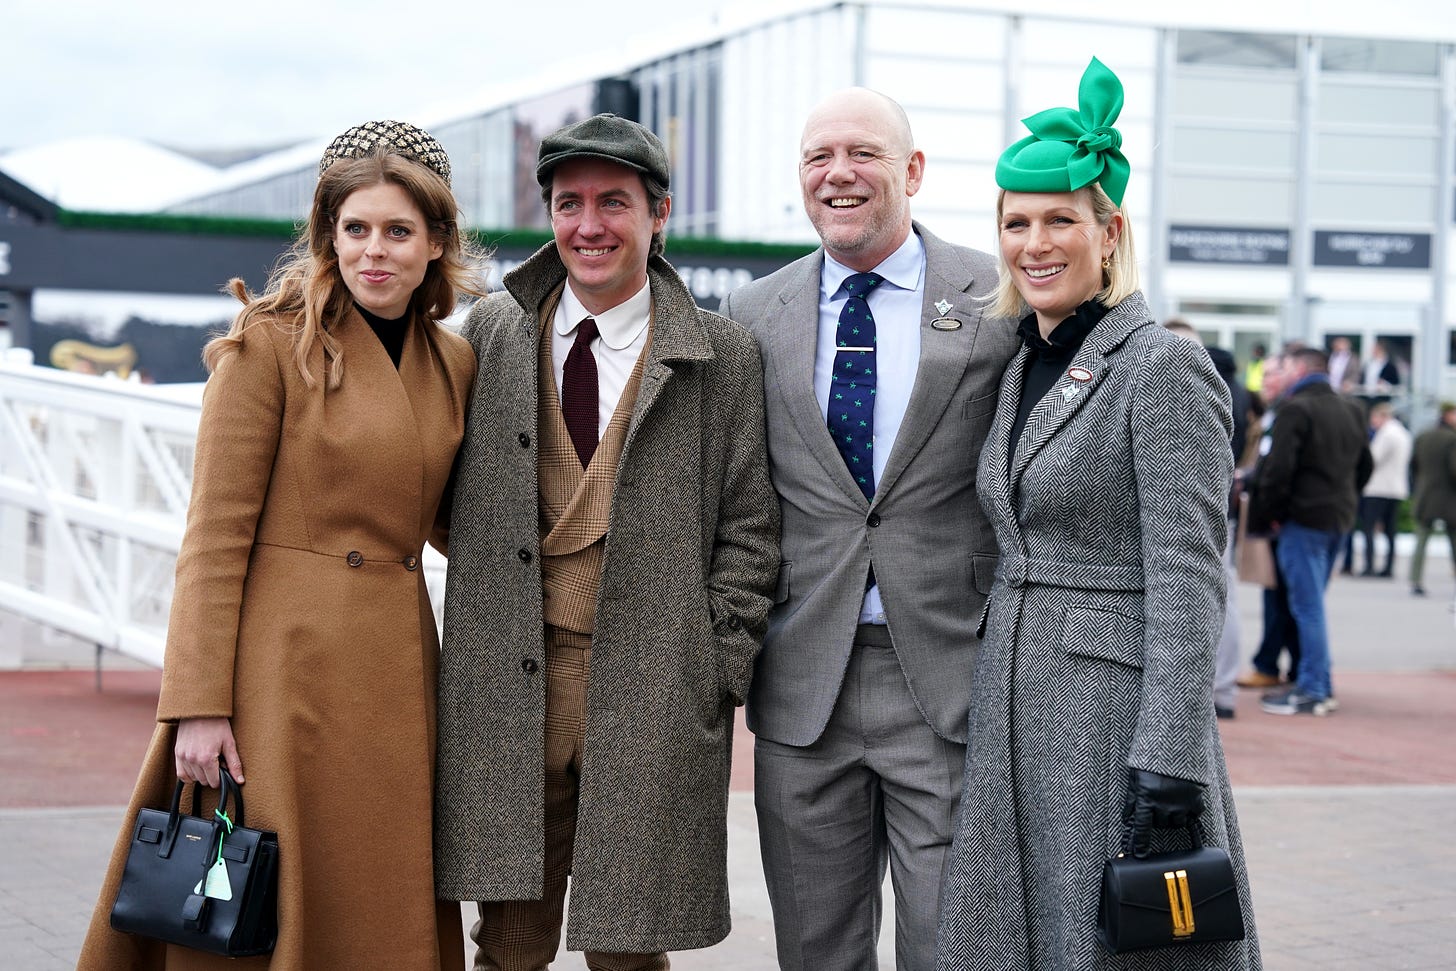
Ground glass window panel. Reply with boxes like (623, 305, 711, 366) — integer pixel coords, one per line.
(1176, 31, 1297, 69)
(1322, 38, 1439, 76)
(1312, 181, 1438, 225)
(1172, 126, 1297, 171)
(1170, 174, 1295, 224)
(1316, 132, 1439, 177)
(863, 56, 1004, 113)
(1317, 82, 1438, 126)
(906, 110, 1005, 164)
(863, 7, 1005, 56)
(1174, 76, 1298, 123)
(1018, 21, 1156, 68)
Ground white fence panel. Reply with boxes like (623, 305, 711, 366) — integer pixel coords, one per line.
(0, 358, 447, 669)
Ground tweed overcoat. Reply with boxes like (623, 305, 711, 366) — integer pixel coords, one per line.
(937, 293, 1262, 970)
(78, 310, 475, 970)
(434, 244, 779, 952)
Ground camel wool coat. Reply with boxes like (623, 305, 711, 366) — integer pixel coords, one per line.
(434, 245, 779, 953)
(78, 309, 475, 970)
(937, 294, 1261, 970)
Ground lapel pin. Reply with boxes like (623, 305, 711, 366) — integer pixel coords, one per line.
(1068, 366, 1093, 382)
(934, 299, 954, 316)
(1061, 384, 1081, 401)
(931, 317, 963, 331)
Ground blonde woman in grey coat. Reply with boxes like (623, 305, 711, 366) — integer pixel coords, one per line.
(936, 59, 1260, 969)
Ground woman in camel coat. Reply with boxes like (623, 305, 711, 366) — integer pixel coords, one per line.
(78, 121, 480, 970)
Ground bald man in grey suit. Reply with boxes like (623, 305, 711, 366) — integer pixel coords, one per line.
(719, 89, 1018, 970)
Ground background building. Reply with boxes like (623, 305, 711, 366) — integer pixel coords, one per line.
(6, 0, 1456, 410)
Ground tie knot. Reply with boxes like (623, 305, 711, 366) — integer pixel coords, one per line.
(575, 317, 599, 346)
(842, 272, 884, 297)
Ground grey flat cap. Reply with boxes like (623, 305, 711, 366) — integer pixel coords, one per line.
(536, 113, 669, 189)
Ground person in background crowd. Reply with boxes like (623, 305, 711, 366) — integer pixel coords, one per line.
(1244, 341, 1267, 393)
(1409, 402, 1456, 599)
(1237, 346, 1304, 690)
(1167, 317, 1248, 720)
(936, 59, 1259, 969)
(1249, 347, 1372, 716)
(79, 120, 483, 969)
(1356, 401, 1411, 578)
(720, 86, 1017, 971)
(1360, 339, 1400, 398)
(1327, 335, 1360, 395)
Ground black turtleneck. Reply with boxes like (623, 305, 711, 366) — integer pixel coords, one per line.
(355, 304, 408, 369)
(1008, 300, 1110, 455)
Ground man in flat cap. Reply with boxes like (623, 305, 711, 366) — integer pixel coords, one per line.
(435, 113, 779, 968)
(720, 89, 1017, 970)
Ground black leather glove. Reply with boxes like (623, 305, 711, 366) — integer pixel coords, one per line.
(1122, 768, 1204, 857)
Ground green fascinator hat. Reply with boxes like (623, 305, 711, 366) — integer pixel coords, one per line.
(995, 57, 1130, 207)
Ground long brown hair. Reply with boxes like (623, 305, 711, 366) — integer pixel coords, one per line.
(205, 151, 485, 388)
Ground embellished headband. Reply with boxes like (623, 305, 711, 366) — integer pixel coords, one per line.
(319, 119, 452, 186)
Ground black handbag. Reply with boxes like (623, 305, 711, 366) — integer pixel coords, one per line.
(110, 765, 279, 956)
(1096, 819, 1245, 954)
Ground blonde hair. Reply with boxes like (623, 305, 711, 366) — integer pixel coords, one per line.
(204, 151, 486, 388)
(988, 183, 1139, 321)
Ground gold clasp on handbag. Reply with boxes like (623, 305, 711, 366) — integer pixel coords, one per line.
(1163, 869, 1195, 937)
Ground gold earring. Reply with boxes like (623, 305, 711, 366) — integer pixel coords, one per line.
(1102, 257, 1111, 269)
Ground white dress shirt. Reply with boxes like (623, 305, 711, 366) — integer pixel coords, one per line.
(814, 230, 926, 625)
(553, 280, 652, 437)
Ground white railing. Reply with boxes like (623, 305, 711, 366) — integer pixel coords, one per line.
(0, 355, 447, 669)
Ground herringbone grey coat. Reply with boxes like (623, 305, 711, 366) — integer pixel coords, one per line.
(937, 293, 1261, 970)
(434, 244, 779, 952)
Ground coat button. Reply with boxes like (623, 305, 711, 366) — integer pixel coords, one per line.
(518, 432, 531, 447)
(517, 548, 533, 563)
(867, 512, 881, 527)
(402, 555, 418, 571)
(346, 551, 364, 567)
(726, 615, 742, 630)
(521, 658, 539, 673)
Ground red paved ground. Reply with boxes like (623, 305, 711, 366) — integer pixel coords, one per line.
(1216, 669, 1456, 786)
(1, 669, 162, 807)
(4, 668, 1454, 807)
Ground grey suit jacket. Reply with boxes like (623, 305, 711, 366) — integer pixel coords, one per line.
(720, 223, 1018, 745)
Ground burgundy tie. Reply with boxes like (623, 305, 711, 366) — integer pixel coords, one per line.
(562, 317, 600, 467)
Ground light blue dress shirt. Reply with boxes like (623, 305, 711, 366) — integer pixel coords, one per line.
(814, 230, 926, 625)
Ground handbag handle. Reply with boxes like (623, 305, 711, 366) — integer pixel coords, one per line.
(158, 759, 247, 858)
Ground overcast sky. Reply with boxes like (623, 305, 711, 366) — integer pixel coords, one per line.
(2, 0, 714, 153)
(7, 0, 1456, 155)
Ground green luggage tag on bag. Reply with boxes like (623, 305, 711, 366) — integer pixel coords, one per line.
(194, 808, 235, 901)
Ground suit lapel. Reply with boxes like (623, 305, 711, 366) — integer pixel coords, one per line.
(984, 345, 1028, 521)
(1009, 295, 1155, 488)
(875, 228, 983, 501)
(761, 252, 869, 505)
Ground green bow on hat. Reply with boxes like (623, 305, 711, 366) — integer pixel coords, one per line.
(995, 57, 1130, 206)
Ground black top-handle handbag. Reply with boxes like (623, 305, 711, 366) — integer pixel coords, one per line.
(110, 764, 279, 956)
(1096, 818, 1245, 954)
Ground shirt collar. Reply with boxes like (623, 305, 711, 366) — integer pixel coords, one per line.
(821, 229, 924, 300)
(557, 279, 652, 350)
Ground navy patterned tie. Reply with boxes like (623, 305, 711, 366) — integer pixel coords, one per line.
(828, 272, 883, 499)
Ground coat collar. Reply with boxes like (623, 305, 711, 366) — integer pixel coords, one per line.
(997, 291, 1156, 488)
(503, 242, 714, 365)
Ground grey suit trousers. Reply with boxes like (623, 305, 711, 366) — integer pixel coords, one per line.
(754, 629, 965, 971)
